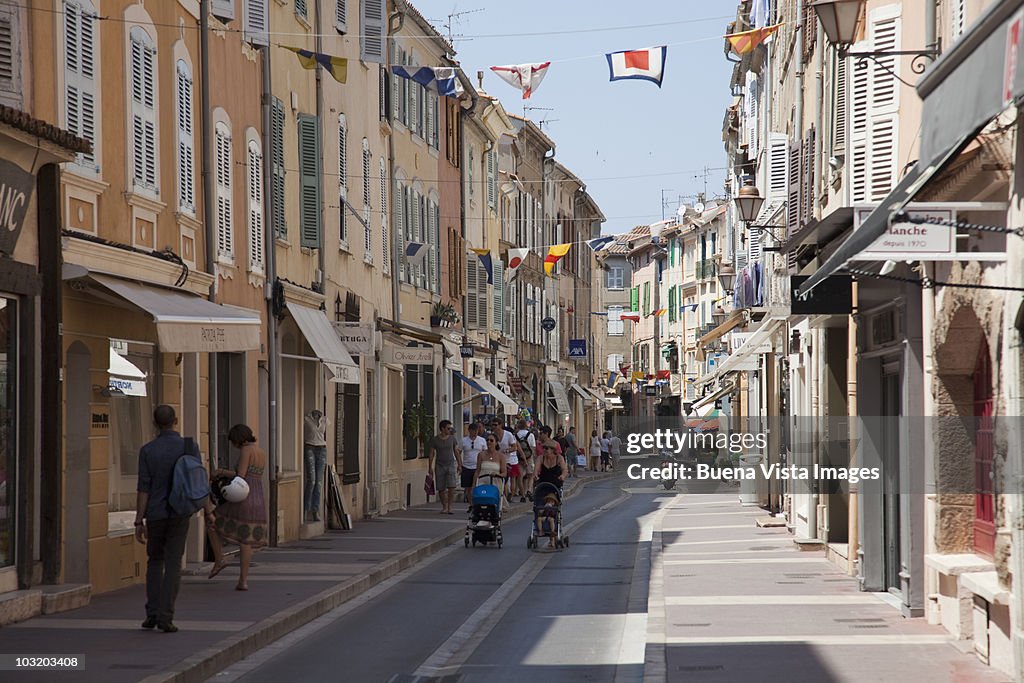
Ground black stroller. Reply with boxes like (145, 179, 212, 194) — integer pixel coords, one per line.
(527, 482, 568, 549)
(465, 474, 503, 548)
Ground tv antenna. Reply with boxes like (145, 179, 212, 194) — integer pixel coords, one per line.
(443, 8, 484, 45)
(523, 104, 554, 121)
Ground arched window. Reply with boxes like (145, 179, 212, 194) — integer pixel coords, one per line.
(215, 121, 233, 261)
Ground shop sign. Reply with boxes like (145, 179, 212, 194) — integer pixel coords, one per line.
(383, 346, 435, 365)
(730, 332, 772, 354)
(541, 317, 556, 332)
(460, 344, 475, 358)
(509, 375, 524, 392)
(0, 159, 35, 257)
(568, 339, 587, 358)
(1005, 11, 1023, 108)
(855, 206, 954, 259)
(334, 322, 374, 355)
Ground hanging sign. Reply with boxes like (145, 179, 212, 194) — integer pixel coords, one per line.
(0, 158, 35, 257)
(334, 322, 374, 355)
(568, 339, 587, 358)
(383, 346, 435, 365)
(854, 206, 954, 260)
(541, 317, 557, 332)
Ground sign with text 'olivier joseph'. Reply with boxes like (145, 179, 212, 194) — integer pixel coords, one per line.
(383, 346, 435, 365)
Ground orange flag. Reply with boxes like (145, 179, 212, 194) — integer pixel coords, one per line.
(544, 243, 572, 277)
(726, 23, 783, 56)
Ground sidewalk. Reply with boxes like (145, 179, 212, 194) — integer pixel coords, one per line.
(0, 471, 612, 683)
(644, 493, 1010, 683)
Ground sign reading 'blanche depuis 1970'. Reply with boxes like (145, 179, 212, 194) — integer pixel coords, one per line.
(854, 206, 954, 260)
(0, 158, 35, 257)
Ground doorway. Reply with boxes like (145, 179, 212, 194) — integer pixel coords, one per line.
(881, 362, 902, 593)
(216, 352, 247, 470)
(974, 341, 995, 557)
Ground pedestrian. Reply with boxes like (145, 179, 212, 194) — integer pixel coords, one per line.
(134, 405, 214, 633)
(207, 424, 268, 591)
(461, 422, 486, 508)
(427, 420, 463, 515)
(609, 430, 622, 471)
(590, 430, 602, 472)
(303, 409, 328, 522)
(600, 431, 612, 472)
(566, 426, 580, 476)
(475, 433, 508, 489)
(536, 441, 568, 491)
(515, 419, 537, 502)
(490, 419, 523, 503)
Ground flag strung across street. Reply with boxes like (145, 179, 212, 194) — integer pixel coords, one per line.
(490, 62, 552, 100)
(651, 308, 667, 317)
(725, 24, 783, 56)
(621, 314, 641, 322)
(606, 46, 668, 87)
(406, 242, 429, 268)
(543, 243, 572, 277)
(390, 66, 464, 97)
(471, 248, 494, 284)
(607, 372, 618, 388)
(506, 247, 530, 281)
(586, 236, 615, 251)
(282, 46, 348, 83)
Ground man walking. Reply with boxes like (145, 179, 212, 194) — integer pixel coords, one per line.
(515, 420, 537, 502)
(609, 430, 622, 471)
(134, 405, 214, 633)
(491, 419, 524, 503)
(565, 427, 580, 476)
(428, 420, 463, 514)
(461, 422, 486, 508)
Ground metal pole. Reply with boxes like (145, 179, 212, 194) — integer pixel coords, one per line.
(199, 0, 219, 466)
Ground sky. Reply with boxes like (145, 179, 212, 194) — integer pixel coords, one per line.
(414, 0, 740, 235)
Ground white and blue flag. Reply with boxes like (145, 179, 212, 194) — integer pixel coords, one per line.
(390, 66, 463, 98)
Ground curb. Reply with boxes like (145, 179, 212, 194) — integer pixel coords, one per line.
(144, 471, 617, 683)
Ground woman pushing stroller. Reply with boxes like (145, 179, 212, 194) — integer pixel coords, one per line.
(533, 442, 568, 548)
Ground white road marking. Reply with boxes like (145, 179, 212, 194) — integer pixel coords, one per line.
(663, 557, 830, 566)
(660, 634, 952, 646)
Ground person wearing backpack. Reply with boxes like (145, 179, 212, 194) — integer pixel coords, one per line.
(515, 420, 536, 503)
(206, 424, 268, 591)
(134, 405, 215, 633)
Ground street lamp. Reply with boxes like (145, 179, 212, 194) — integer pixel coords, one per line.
(717, 263, 736, 296)
(712, 306, 727, 327)
(733, 179, 765, 224)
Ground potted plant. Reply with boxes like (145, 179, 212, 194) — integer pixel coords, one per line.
(430, 303, 459, 328)
(403, 401, 435, 459)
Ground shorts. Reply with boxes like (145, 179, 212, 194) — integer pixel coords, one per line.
(524, 458, 535, 475)
(508, 463, 521, 478)
(460, 467, 476, 489)
(601, 452, 610, 465)
(435, 464, 458, 490)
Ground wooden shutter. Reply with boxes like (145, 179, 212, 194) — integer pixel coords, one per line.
(0, 5, 17, 98)
(487, 150, 496, 209)
(668, 286, 676, 322)
(466, 253, 479, 328)
(493, 259, 504, 331)
(746, 73, 759, 157)
(429, 201, 439, 292)
(271, 97, 286, 238)
(630, 286, 639, 312)
(467, 145, 475, 197)
(215, 124, 233, 260)
(295, 0, 307, 20)
(425, 91, 435, 148)
(869, 116, 896, 200)
(802, 126, 815, 224)
(390, 43, 400, 122)
(380, 157, 389, 271)
(65, 2, 96, 167)
(130, 28, 157, 191)
(953, 0, 967, 39)
(176, 61, 195, 212)
(767, 133, 788, 202)
(247, 140, 264, 272)
(832, 54, 847, 155)
(335, 0, 347, 33)
(363, 140, 372, 259)
(643, 282, 650, 315)
(394, 180, 405, 281)
(244, 0, 268, 45)
(338, 114, 347, 243)
(298, 114, 321, 249)
(212, 0, 235, 21)
(361, 0, 385, 63)
(786, 139, 801, 236)
(868, 13, 899, 200)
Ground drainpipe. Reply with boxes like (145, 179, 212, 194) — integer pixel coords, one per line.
(925, 0, 937, 53)
(260, 43, 280, 546)
(388, 10, 404, 325)
(314, 0, 325, 299)
(199, 0, 219, 467)
(921, 263, 938, 612)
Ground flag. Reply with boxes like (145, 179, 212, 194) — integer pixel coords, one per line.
(390, 66, 463, 98)
(586, 236, 615, 251)
(726, 24, 783, 56)
(506, 247, 530, 281)
(621, 314, 640, 322)
(606, 46, 668, 87)
(543, 243, 572, 277)
(471, 248, 493, 284)
(607, 371, 618, 389)
(283, 46, 348, 84)
(406, 242, 429, 268)
(490, 62, 551, 100)
(631, 371, 645, 382)
(652, 308, 667, 317)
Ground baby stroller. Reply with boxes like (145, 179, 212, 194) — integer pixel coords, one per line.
(465, 474, 503, 548)
(528, 482, 568, 549)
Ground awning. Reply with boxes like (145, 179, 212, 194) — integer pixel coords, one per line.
(696, 316, 787, 387)
(691, 381, 736, 415)
(441, 340, 463, 371)
(569, 383, 593, 405)
(288, 303, 360, 383)
(109, 347, 146, 379)
(582, 386, 610, 409)
(781, 207, 854, 253)
(698, 310, 746, 347)
(89, 274, 261, 353)
(472, 376, 519, 414)
(547, 379, 572, 416)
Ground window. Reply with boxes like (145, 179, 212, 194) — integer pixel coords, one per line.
(65, 1, 98, 169)
(360, 0, 385, 63)
(362, 139, 372, 261)
(247, 140, 264, 273)
(606, 266, 624, 290)
(486, 150, 496, 210)
(335, 0, 347, 33)
(338, 114, 348, 244)
(467, 145, 475, 196)
(0, 3, 21, 107)
(380, 157, 389, 272)
(643, 282, 650, 315)
(215, 121, 233, 261)
(129, 27, 158, 193)
(244, 0, 269, 45)
(175, 60, 195, 212)
(271, 97, 286, 238)
(298, 113, 321, 248)
(403, 353, 434, 459)
(608, 306, 624, 336)
(108, 340, 154, 523)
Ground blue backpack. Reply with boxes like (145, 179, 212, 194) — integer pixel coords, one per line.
(167, 437, 211, 517)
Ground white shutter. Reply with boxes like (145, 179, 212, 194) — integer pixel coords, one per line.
(412, 190, 421, 286)
(466, 253, 479, 328)
(864, 11, 900, 201)
(380, 158, 389, 272)
(467, 145, 475, 196)
(215, 123, 233, 260)
(360, 0, 385, 63)
(746, 73, 759, 157)
(871, 16, 899, 113)
(849, 49, 869, 203)
(295, 0, 307, 19)
(430, 201, 439, 292)
(487, 150, 496, 209)
(130, 28, 157, 192)
(335, 0, 347, 33)
(363, 139, 372, 260)
(212, 0, 235, 21)
(65, 1, 97, 168)
(176, 61, 195, 212)
(247, 140, 264, 273)
(832, 54, 847, 155)
(394, 180, 405, 281)
(749, 227, 762, 263)
(766, 133, 788, 202)
(492, 260, 504, 331)
(0, 4, 19, 99)
(425, 91, 435, 147)
(869, 116, 896, 200)
(338, 114, 347, 243)
(952, 0, 966, 40)
(244, 0, 268, 45)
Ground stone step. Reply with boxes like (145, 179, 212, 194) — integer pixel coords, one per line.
(0, 589, 42, 626)
(40, 583, 91, 615)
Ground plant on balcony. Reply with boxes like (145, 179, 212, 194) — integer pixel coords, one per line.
(430, 303, 460, 328)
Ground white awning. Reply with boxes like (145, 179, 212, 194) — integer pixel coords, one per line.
(288, 304, 360, 383)
(696, 316, 787, 388)
(548, 379, 572, 416)
(90, 274, 261, 353)
(473, 376, 519, 414)
(109, 347, 146, 379)
(569, 383, 593, 405)
(441, 340, 463, 371)
(582, 386, 610, 409)
(691, 381, 736, 416)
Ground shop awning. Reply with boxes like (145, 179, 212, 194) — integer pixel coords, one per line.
(472, 376, 520, 415)
(108, 347, 147, 397)
(547, 379, 572, 416)
(288, 303, 359, 383)
(89, 274, 261, 353)
(691, 381, 736, 416)
(583, 386, 610, 409)
(453, 370, 487, 393)
(441, 340, 463, 371)
(570, 383, 594, 405)
(696, 316, 787, 388)
(698, 310, 746, 348)
(606, 396, 625, 410)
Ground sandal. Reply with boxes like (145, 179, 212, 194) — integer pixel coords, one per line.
(235, 584, 248, 591)
(208, 561, 229, 579)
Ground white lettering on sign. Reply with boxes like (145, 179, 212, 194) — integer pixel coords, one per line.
(0, 184, 26, 232)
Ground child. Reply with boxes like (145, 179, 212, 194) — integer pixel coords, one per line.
(536, 493, 560, 548)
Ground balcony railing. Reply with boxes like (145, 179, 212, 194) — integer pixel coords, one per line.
(696, 259, 716, 280)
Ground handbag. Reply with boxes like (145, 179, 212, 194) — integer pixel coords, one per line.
(424, 473, 436, 497)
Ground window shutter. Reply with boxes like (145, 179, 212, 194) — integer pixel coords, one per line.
(338, 114, 347, 243)
(433, 95, 440, 150)
(668, 286, 676, 322)
(746, 73, 759, 157)
(767, 133, 788, 202)
(749, 226, 762, 263)
(952, 0, 967, 39)
(212, 0, 235, 22)
(871, 17, 899, 112)
(630, 286, 639, 312)
(363, 140, 372, 260)
(215, 125, 233, 260)
(409, 78, 419, 136)
(0, 5, 18, 98)
(802, 126, 815, 224)
(487, 150, 496, 209)
(271, 97, 286, 238)
(467, 145, 475, 196)
(394, 180, 405, 281)
(425, 91, 435, 147)
(176, 61, 195, 212)
(429, 201, 439, 291)
(867, 13, 899, 200)
(380, 157, 389, 272)
(390, 43, 400, 122)
(493, 259, 504, 331)
(335, 0, 347, 33)
(247, 141, 264, 272)
(361, 0, 385, 63)
(65, 2, 97, 168)
(869, 116, 896, 200)
(244, 0, 268, 45)
(298, 114, 322, 249)
(466, 254, 479, 328)
(643, 282, 650, 315)
(832, 55, 847, 155)
(295, 0, 307, 20)
(786, 139, 801, 236)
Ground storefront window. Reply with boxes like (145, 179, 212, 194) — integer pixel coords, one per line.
(108, 340, 154, 531)
(0, 298, 15, 568)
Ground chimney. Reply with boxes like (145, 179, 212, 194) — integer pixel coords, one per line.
(477, 70, 484, 89)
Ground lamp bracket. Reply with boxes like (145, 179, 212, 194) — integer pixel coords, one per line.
(841, 48, 940, 87)
(745, 223, 787, 239)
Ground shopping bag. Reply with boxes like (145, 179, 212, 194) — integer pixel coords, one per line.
(424, 473, 436, 497)
(576, 454, 587, 467)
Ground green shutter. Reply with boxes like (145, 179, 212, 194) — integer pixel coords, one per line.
(298, 114, 321, 248)
(271, 97, 286, 238)
(668, 286, 676, 322)
(669, 238, 676, 267)
(630, 287, 639, 312)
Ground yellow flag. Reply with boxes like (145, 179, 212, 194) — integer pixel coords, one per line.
(544, 243, 572, 277)
(726, 23, 783, 56)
